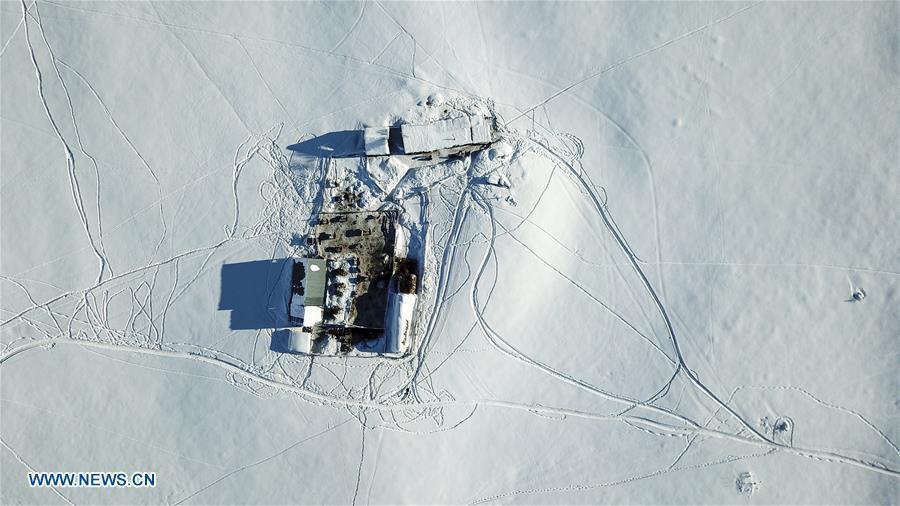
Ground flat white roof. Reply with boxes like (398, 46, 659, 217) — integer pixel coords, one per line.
(470, 116, 492, 144)
(286, 329, 312, 354)
(303, 305, 323, 327)
(364, 127, 390, 156)
(401, 115, 492, 154)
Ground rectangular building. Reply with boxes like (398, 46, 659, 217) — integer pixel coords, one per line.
(363, 127, 390, 156)
(289, 258, 327, 327)
(400, 114, 494, 154)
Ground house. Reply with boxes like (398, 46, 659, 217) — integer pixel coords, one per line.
(400, 114, 494, 154)
(363, 127, 390, 156)
(384, 259, 418, 355)
(284, 211, 419, 357)
(289, 258, 327, 327)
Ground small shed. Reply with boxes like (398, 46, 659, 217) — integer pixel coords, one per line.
(363, 127, 390, 156)
(286, 329, 312, 354)
(290, 258, 327, 324)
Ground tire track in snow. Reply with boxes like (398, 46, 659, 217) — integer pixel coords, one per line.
(2, 338, 897, 478)
(234, 39, 303, 136)
(53, 58, 169, 275)
(491, 203, 663, 343)
(504, 2, 761, 125)
(364, 427, 385, 505)
(3, 396, 227, 472)
(351, 424, 367, 505)
(40, 0, 476, 101)
(331, 1, 366, 53)
(21, 0, 107, 285)
(172, 418, 355, 505)
(525, 134, 772, 444)
(1, 437, 74, 505)
(0, 0, 34, 57)
(729, 385, 900, 459)
(470, 447, 776, 505)
(467, 188, 694, 430)
(369, 30, 403, 64)
(6, 152, 230, 281)
(500, 225, 675, 368)
(148, 2, 255, 136)
(34, 50, 114, 282)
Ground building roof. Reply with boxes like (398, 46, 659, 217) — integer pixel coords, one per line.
(363, 127, 390, 156)
(300, 258, 327, 307)
(400, 114, 493, 154)
(470, 116, 492, 144)
(302, 305, 323, 327)
(290, 258, 327, 320)
(286, 329, 312, 354)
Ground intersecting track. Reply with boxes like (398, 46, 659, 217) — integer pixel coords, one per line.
(2, 119, 898, 482)
(458, 133, 900, 498)
(3, 5, 898, 483)
(523, 136, 772, 440)
(2, 330, 897, 480)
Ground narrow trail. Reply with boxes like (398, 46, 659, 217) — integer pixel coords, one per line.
(2, 337, 897, 478)
(0, 0, 34, 57)
(524, 135, 772, 444)
(375, 155, 478, 401)
(3, 35, 897, 494)
(171, 418, 355, 505)
(1, 437, 74, 505)
(52, 58, 169, 270)
(20, 0, 106, 285)
(503, 2, 761, 125)
(31, 12, 114, 282)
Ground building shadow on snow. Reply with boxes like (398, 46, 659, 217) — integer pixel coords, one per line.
(269, 329, 294, 353)
(287, 128, 405, 158)
(287, 130, 366, 157)
(219, 259, 292, 330)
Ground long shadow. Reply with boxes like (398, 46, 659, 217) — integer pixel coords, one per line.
(219, 259, 292, 330)
(269, 329, 293, 353)
(287, 130, 366, 157)
(287, 128, 405, 158)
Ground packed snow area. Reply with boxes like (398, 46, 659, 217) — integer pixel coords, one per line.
(1, 1, 898, 504)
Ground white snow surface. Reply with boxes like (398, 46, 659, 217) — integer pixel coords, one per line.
(1, 2, 898, 505)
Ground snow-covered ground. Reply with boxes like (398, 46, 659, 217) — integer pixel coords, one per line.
(2, 1, 898, 504)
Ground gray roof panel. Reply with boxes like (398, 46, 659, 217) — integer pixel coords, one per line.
(302, 258, 327, 307)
